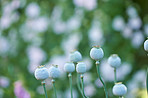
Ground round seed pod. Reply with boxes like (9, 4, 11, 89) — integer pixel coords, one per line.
(76, 62, 86, 74)
(34, 65, 49, 80)
(144, 39, 148, 52)
(64, 62, 75, 73)
(90, 46, 104, 61)
(112, 82, 127, 96)
(108, 54, 121, 68)
(70, 50, 82, 63)
(48, 65, 60, 79)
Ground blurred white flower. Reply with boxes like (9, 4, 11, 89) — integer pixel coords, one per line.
(65, 88, 78, 98)
(127, 79, 138, 92)
(67, 16, 81, 31)
(27, 46, 46, 63)
(28, 62, 40, 74)
(20, 25, 35, 41)
(83, 73, 92, 84)
(1, 1, 20, 30)
(133, 70, 146, 86)
(25, 3, 40, 18)
(73, 0, 97, 10)
(1, 16, 11, 29)
(1, 12, 20, 30)
(127, 70, 146, 98)
(144, 24, 148, 36)
(100, 59, 131, 81)
(61, 33, 82, 54)
(11, 0, 21, 9)
(11, 12, 20, 23)
(0, 37, 10, 55)
(131, 31, 144, 48)
(3, 3, 13, 15)
(83, 58, 92, 71)
(0, 76, 10, 88)
(27, 46, 46, 73)
(100, 59, 114, 81)
(128, 17, 142, 30)
(117, 63, 132, 80)
(95, 78, 103, 88)
(36, 86, 44, 95)
(51, 6, 63, 21)
(126, 6, 138, 18)
(26, 17, 49, 33)
(3, 1, 20, 16)
(88, 21, 104, 46)
(20, 25, 43, 46)
(53, 21, 66, 34)
(84, 84, 96, 97)
(7, 31, 19, 56)
(49, 55, 68, 75)
(112, 16, 125, 31)
(51, 6, 66, 34)
(122, 26, 133, 38)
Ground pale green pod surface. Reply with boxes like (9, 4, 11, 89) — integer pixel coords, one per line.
(64, 62, 75, 73)
(144, 39, 148, 52)
(76, 62, 86, 74)
(49, 65, 60, 79)
(108, 54, 121, 68)
(90, 47, 104, 61)
(34, 67, 49, 80)
(112, 83, 127, 96)
(70, 51, 82, 63)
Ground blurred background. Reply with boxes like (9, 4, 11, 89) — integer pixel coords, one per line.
(0, 0, 148, 98)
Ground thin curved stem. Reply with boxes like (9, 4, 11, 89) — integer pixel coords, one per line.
(77, 74, 83, 96)
(68, 73, 73, 98)
(114, 68, 117, 84)
(52, 80, 57, 98)
(80, 75, 88, 98)
(96, 61, 108, 98)
(42, 82, 48, 98)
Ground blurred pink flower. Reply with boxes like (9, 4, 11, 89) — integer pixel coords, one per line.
(14, 81, 30, 98)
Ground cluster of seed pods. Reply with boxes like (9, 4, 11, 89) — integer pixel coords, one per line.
(34, 38, 148, 98)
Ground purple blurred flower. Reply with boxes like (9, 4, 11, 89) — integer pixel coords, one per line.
(14, 81, 30, 98)
(0, 76, 10, 88)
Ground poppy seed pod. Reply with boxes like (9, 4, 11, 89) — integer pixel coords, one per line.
(34, 65, 49, 80)
(144, 39, 148, 52)
(48, 65, 60, 79)
(70, 50, 82, 63)
(108, 54, 121, 68)
(112, 82, 127, 96)
(90, 46, 104, 61)
(64, 62, 75, 73)
(76, 62, 86, 74)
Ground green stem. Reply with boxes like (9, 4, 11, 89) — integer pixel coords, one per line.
(68, 73, 73, 98)
(146, 68, 148, 95)
(43, 83, 48, 98)
(114, 68, 117, 84)
(80, 75, 87, 98)
(77, 74, 83, 96)
(119, 96, 123, 98)
(96, 61, 108, 98)
(52, 79, 57, 98)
